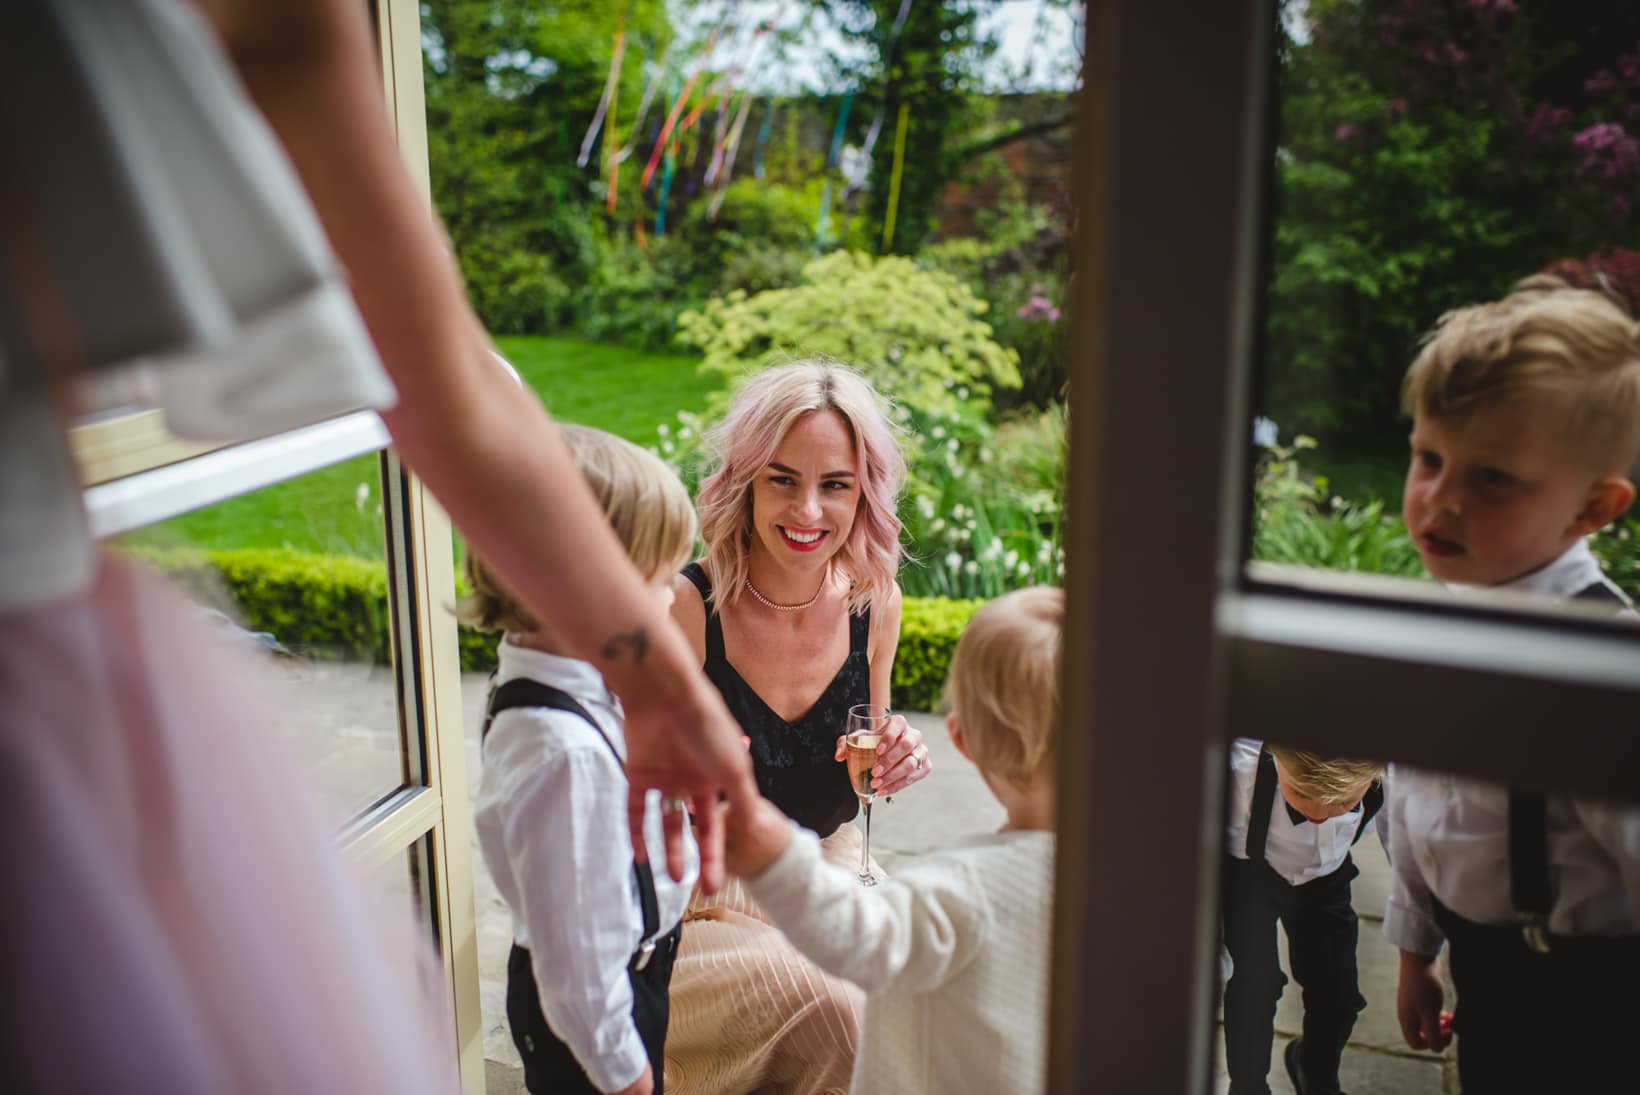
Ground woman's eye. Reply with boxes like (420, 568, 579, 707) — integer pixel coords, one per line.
(769, 475, 795, 487)
(822, 480, 850, 491)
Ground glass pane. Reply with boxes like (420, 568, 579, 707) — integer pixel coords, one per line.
(1211, 739, 1639, 1094)
(1250, 1, 1640, 622)
(114, 452, 405, 821)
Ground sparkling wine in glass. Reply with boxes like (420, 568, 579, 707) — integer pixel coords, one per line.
(845, 703, 890, 886)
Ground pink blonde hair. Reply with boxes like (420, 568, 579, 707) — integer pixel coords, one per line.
(696, 361, 905, 614)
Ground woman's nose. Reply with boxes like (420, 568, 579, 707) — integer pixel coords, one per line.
(794, 488, 823, 522)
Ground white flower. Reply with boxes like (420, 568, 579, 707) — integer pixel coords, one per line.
(1037, 541, 1054, 561)
(946, 438, 959, 453)
(1003, 549, 1019, 570)
(661, 440, 675, 455)
(1251, 415, 1278, 448)
(678, 426, 693, 439)
(932, 425, 946, 440)
(979, 448, 992, 463)
(952, 504, 968, 521)
(982, 541, 1003, 562)
(916, 495, 935, 518)
(1017, 561, 1032, 577)
(354, 483, 370, 512)
(957, 386, 970, 400)
(964, 560, 980, 575)
(657, 423, 670, 437)
(945, 551, 963, 571)
(930, 518, 946, 534)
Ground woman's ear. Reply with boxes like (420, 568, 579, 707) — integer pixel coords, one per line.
(1572, 475, 1637, 536)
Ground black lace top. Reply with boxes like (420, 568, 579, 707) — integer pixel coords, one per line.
(683, 563, 867, 836)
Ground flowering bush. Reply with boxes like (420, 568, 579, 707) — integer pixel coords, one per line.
(675, 250, 1022, 415)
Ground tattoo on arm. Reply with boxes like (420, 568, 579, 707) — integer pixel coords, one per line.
(601, 627, 650, 665)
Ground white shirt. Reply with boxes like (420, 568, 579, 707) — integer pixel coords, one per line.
(1382, 542, 1640, 956)
(473, 641, 698, 1093)
(1225, 738, 1373, 885)
(744, 826, 1056, 1095)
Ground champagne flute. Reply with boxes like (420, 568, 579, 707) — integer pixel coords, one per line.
(844, 703, 890, 886)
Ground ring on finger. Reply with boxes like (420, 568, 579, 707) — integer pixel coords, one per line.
(914, 750, 924, 771)
(661, 795, 688, 816)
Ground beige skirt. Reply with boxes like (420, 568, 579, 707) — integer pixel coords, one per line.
(664, 825, 876, 1095)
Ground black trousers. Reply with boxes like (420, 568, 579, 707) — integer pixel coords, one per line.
(1222, 853, 1363, 1094)
(506, 926, 681, 1095)
(1431, 900, 1640, 1094)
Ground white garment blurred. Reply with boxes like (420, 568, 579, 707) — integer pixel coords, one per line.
(0, 1, 459, 1091)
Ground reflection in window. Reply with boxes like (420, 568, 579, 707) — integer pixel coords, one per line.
(1252, 1, 1640, 616)
(115, 453, 404, 821)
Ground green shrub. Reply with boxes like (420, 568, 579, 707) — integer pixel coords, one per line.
(132, 547, 983, 710)
(676, 250, 1022, 414)
(892, 596, 985, 712)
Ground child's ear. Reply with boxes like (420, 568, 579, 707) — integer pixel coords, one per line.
(1571, 475, 1637, 536)
(947, 714, 973, 762)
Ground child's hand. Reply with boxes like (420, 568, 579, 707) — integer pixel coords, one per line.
(723, 795, 792, 879)
(1395, 949, 1451, 1052)
(608, 1064, 653, 1095)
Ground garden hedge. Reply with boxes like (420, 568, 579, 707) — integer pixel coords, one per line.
(136, 548, 983, 713)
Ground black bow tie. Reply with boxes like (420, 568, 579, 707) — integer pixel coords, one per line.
(1285, 801, 1311, 826)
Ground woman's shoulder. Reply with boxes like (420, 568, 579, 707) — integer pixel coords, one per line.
(670, 565, 710, 665)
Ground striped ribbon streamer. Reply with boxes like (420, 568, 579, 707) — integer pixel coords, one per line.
(813, 92, 854, 246)
(576, 18, 626, 169)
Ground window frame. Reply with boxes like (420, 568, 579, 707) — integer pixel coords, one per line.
(1051, 2, 1640, 1091)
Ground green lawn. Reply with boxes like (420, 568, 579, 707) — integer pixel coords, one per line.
(122, 337, 718, 558)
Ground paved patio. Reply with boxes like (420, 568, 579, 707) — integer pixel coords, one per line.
(452, 673, 1454, 1094)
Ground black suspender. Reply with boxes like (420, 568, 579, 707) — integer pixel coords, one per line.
(1246, 745, 1383, 864)
(483, 678, 663, 968)
(1246, 747, 1279, 863)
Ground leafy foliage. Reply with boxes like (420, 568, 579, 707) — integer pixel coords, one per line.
(893, 596, 985, 711)
(1265, 0, 1640, 445)
(676, 250, 1022, 412)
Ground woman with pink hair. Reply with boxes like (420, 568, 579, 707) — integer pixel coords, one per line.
(664, 361, 933, 1094)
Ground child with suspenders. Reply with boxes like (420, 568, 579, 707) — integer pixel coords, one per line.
(1221, 741, 1385, 1095)
(1385, 278, 1640, 1092)
(465, 425, 701, 1095)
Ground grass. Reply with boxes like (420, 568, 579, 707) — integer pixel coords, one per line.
(121, 337, 717, 558)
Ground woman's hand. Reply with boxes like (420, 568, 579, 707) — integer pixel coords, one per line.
(833, 713, 931, 798)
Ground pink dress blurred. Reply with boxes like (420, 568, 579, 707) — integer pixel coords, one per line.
(0, 553, 459, 1093)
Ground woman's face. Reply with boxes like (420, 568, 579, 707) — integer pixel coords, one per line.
(748, 409, 861, 575)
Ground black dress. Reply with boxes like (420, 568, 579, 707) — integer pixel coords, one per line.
(682, 563, 867, 837)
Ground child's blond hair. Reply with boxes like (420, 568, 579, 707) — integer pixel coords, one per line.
(1267, 745, 1382, 808)
(945, 586, 1063, 788)
(458, 424, 698, 632)
(1402, 275, 1640, 476)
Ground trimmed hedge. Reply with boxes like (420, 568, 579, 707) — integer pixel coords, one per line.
(135, 548, 981, 712)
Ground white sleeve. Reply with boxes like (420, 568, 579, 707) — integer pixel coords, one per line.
(501, 735, 647, 1093)
(742, 825, 987, 995)
(1572, 797, 1640, 921)
(1381, 773, 1445, 957)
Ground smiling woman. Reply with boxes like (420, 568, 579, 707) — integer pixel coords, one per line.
(664, 361, 931, 1094)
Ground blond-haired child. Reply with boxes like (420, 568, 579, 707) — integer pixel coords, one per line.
(723, 586, 1061, 1095)
(1386, 277, 1640, 1094)
(466, 425, 700, 1095)
(1221, 741, 1384, 1095)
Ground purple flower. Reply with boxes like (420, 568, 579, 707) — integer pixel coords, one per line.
(1573, 123, 1640, 181)
(1525, 104, 1572, 143)
(1586, 69, 1619, 97)
(1385, 98, 1408, 117)
(1333, 122, 1358, 142)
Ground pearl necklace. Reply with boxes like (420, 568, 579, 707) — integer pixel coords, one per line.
(744, 575, 824, 612)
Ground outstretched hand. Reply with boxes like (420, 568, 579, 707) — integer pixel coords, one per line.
(622, 671, 755, 894)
